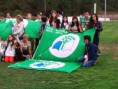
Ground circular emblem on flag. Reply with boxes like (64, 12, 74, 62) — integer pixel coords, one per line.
(49, 34, 80, 58)
(30, 61, 65, 69)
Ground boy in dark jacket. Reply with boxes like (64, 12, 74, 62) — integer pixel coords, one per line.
(78, 35, 98, 67)
(35, 16, 47, 48)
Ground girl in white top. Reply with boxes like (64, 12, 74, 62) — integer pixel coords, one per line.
(61, 16, 69, 30)
(4, 35, 16, 62)
(13, 15, 24, 43)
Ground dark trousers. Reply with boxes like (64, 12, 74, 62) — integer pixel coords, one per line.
(93, 34, 100, 54)
(78, 56, 96, 67)
(35, 38, 39, 49)
(93, 35, 99, 46)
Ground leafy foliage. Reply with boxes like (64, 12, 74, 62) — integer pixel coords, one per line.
(0, 0, 117, 16)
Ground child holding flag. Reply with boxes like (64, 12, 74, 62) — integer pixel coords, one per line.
(61, 16, 69, 30)
(89, 14, 103, 55)
(70, 16, 82, 33)
(80, 11, 90, 31)
(35, 16, 47, 48)
(78, 35, 98, 67)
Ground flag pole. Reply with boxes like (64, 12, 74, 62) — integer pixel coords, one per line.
(93, 0, 97, 14)
(105, 0, 107, 21)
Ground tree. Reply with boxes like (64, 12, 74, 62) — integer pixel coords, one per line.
(0, 0, 117, 16)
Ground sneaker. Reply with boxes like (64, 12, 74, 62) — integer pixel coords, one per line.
(97, 53, 101, 57)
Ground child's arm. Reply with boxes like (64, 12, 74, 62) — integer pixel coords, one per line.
(20, 44, 27, 58)
(79, 25, 83, 32)
(39, 30, 44, 39)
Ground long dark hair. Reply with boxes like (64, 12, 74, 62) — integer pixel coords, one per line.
(71, 16, 80, 31)
(49, 10, 60, 29)
(89, 13, 98, 28)
(7, 35, 15, 48)
(61, 16, 68, 28)
(49, 10, 58, 23)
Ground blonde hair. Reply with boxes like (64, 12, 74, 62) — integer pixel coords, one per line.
(16, 15, 23, 21)
(23, 34, 29, 39)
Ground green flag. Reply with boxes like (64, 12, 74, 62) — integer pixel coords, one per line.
(0, 18, 7, 24)
(24, 19, 42, 38)
(5, 18, 16, 24)
(9, 59, 82, 73)
(9, 26, 95, 73)
(0, 22, 12, 41)
(33, 26, 95, 62)
(0, 19, 42, 40)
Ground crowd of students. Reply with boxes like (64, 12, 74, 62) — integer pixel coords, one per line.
(0, 10, 103, 67)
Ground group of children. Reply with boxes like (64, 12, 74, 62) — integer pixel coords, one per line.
(0, 10, 103, 67)
(0, 34, 32, 62)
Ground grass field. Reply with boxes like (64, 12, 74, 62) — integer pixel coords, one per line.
(0, 21, 118, 89)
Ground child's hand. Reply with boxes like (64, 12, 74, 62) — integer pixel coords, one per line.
(95, 27, 97, 30)
(3, 42, 7, 45)
(84, 57, 88, 63)
(84, 59, 88, 63)
(23, 55, 27, 58)
(68, 30, 72, 32)
(14, 40, 17, 44)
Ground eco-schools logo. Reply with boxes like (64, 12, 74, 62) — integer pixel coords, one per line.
(30, 60, 65, 69)
(49, 34, 80, 58)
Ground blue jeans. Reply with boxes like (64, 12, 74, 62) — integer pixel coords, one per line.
(78, 56, 96, 67)
(19, 33, 25, 40)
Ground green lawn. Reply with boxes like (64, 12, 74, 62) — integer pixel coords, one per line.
(0, 21, 118, 89)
